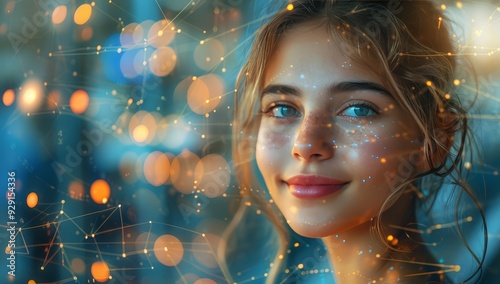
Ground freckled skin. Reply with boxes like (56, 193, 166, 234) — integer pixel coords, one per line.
(256, 24, 423, 238)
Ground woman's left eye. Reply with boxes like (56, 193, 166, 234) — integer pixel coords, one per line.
(341, 104, 377, 117)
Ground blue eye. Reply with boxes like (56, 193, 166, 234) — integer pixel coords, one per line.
(271, 105, 300, 118)
(342, 105, 377, 117)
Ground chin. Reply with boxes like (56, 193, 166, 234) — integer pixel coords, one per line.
(288, 221, 338, 239)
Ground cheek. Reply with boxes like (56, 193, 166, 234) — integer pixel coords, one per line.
(256, 125, 293, 173)
(341, 123, 422, 189)
(256, 126, 292, 149)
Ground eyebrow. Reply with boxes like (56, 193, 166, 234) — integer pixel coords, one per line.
(261, 81, 393, 98)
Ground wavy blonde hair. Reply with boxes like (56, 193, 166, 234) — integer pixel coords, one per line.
(221, 0, 487, 283)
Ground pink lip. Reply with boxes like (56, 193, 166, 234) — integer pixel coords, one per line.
(284, 175, 349, 199)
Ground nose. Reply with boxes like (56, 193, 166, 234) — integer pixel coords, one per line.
(291, 114, 335, 161)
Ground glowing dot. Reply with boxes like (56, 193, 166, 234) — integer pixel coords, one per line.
(444, 93, 451, 100)
(287, 3, 294, 10)
(2, 89, 15, 106)
(466, 216, 473, 222)
(28, 280, 36, 284)
(69, 90, 90, 114)
(74, 4, 92, 25)
(376, 254, 381, 258)
(26, 192, 39, 208)
(386, 235, 394, 242)
(453, 79, 460, 86)
(426, 81, 432, 86)
(454, 265, 461, 272)
(456, 1, 462, 8)
(52, 5, 67, 25)
(464, 161, 471, 169)
(91, 261, 110, 282)
(441, 4, 446, 10)
(298, 263, 304, 269)
(294, 242, 299, 247)
(380, 158, 387, 164)
(90, 179, 111, 205)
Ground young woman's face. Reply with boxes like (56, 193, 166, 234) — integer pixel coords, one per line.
(255, 23, 424, 238)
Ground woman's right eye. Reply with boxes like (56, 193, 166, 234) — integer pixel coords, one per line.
(266, 104, 301, 118)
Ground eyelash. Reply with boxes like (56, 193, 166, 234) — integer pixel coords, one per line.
(262, 102, 299, 120)
(262, 101, 380, 120)
(342, 101, 379, 119)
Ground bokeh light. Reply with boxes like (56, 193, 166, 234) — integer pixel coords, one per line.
(128, 111, 157, 145)
(120, 22, 141, 48)
(193, 39, 225, 71)
(18, 79, 43, 113)
(69, 89, 90, 114)
(71, 258, 85, 274)
(194, 154, 230, 198)
(187, 74, 224, 115)
(170, 150, 199, 194)
(90, 179, 111, 204)
(2, 89, 15, 106)
(90, 261, 110, 282)
(80, 26, 94, 41)
(26, 192, 39, 208)
(153, 234, 184, 266)
(52, 5, 67, 25)
(68, 181, 85, 200)
(74, 4, 92, 25)
(4, 1, 15, 14)
(143, 151, 170, 186)
(147, 19, 176, 47)
(149, 46, 177, 77)
(131, 20, 154, 45)
(120, 49, 140, 78)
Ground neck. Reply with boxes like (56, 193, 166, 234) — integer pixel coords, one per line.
(322, 192, 431, 283)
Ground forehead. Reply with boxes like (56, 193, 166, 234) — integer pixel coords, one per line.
(263, 22, 382, 87)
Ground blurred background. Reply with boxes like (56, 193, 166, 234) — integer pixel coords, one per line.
(0, 0, 498, 283)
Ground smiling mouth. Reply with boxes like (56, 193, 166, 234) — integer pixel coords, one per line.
(284, 175, 350, 199)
